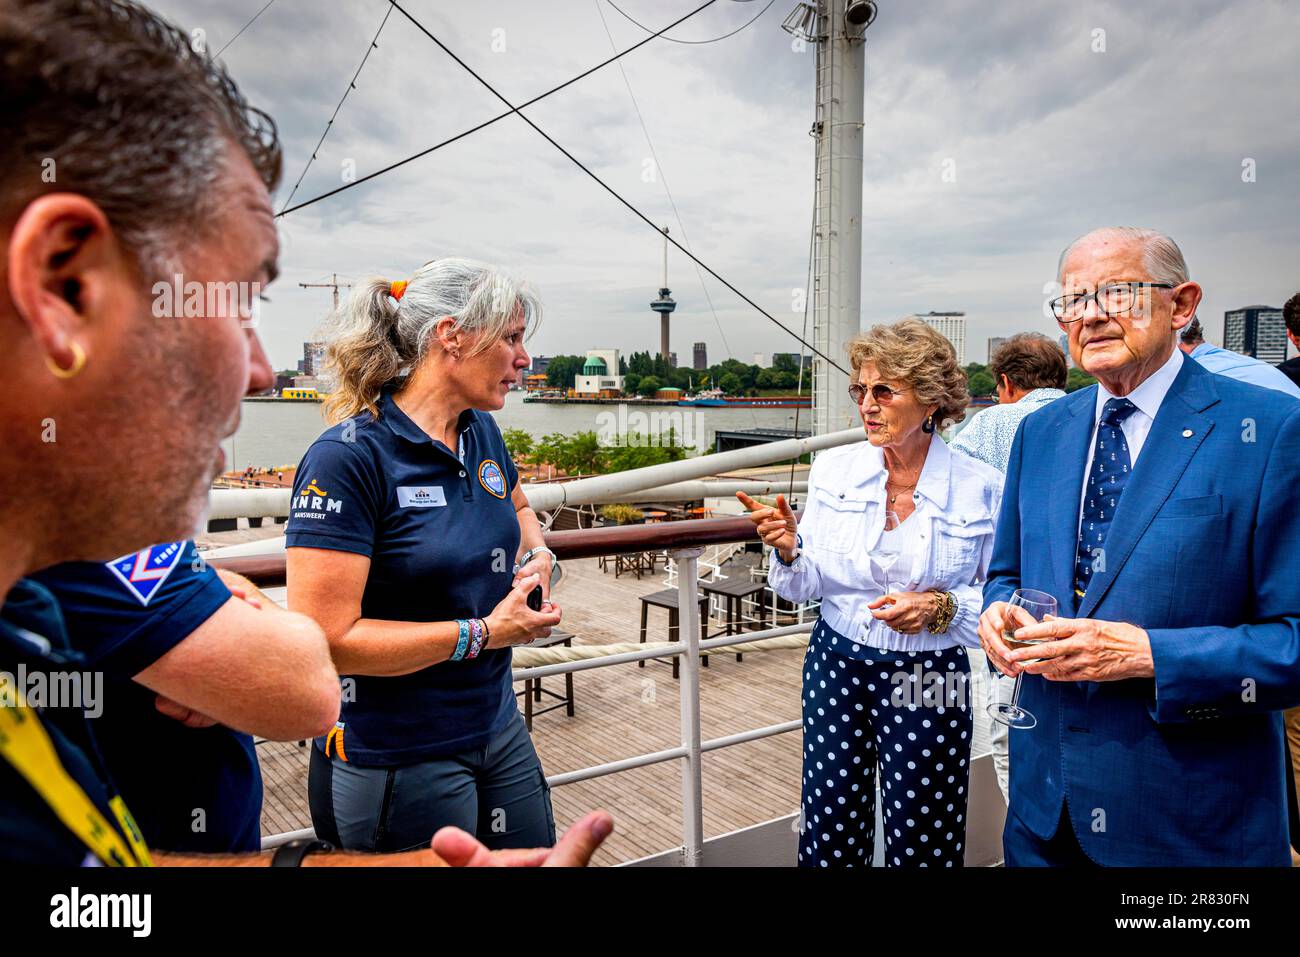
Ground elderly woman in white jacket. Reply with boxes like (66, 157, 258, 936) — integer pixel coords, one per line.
(739, 319, 1002, 868)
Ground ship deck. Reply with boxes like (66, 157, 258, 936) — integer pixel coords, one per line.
(256, 553, 994, 865)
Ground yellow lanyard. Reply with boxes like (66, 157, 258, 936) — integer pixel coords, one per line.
(0, 699, 152, 867)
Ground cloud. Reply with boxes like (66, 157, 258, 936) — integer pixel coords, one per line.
(150, 0, 1299, 370)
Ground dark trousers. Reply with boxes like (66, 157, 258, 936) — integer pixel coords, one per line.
(1003, 800, 1095, 867)
(309, 709, 555, 852)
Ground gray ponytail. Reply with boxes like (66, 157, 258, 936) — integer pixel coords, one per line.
(322, 258, 542, 423)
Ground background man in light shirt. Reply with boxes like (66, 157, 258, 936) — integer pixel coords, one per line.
(1178, 317, 1300, 398)
(950, 332, 1068, 804)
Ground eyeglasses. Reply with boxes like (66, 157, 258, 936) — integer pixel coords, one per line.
(848, 383, 909, 406)
(1050, 282, 1176, 322)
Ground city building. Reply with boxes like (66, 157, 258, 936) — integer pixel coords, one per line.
(773, 352, 814, 372)
(907, 311, 967, 366)
(1224, 305, 1287, 364)
(1058, 333, 1075, 369)
(752, 352, 765, 366)
(572, 349, 625, 397)
(987, 337, 1006, 364)
(693, 342, 707, 370)
(302, 341, 327, 377)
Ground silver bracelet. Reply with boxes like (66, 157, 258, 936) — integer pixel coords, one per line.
(513, 545, 556, 572)
(513, 546, 562, 587)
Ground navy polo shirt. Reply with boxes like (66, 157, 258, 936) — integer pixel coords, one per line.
(0, 579, 136, 865)
(286, 387, 521, 766)
(29, 542, 263, 853)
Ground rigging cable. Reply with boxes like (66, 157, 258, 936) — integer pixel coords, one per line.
(593, 0, 760, 432)
(279, 4, 395, 214)
(276, 0, 723, 219)
(604, 0, 776, 45)
(383, 0, 852, 378)
(216, 0, 277, 58)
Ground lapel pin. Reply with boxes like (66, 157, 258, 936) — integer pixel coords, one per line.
(1182, 429, 1193, 437)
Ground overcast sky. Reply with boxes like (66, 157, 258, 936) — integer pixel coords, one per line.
(151, 0, 1300, 370)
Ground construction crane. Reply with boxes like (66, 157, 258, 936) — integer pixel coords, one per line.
(298, 273, 353, 311)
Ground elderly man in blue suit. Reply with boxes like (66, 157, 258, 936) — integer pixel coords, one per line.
(980, 226, 1300, 866)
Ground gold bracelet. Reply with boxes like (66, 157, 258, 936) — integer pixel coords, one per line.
(929, 591, 956, 634)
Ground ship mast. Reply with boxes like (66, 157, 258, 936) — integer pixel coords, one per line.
(789, 0, 875, 436)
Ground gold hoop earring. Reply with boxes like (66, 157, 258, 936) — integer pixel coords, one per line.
(45, 340, 86, 379)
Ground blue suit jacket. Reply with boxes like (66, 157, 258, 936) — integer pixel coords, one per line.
(985, 353, 1300, 866)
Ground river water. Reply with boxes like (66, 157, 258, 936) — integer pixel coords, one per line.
(222, 391, 812, 471)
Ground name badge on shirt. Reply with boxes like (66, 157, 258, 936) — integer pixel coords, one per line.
(397, 486, 447, 508)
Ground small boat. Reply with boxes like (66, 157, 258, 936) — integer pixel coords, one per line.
(677, 388, 726, 407)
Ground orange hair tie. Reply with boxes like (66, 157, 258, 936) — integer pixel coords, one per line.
(389, 279, 409, 301)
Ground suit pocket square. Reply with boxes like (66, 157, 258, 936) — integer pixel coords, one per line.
(1157, 493, 1223, 518)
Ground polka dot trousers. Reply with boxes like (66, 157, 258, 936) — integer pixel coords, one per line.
(798, 620, 972, 867)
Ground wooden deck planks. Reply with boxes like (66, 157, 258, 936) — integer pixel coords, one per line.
(258, 554, 991, 865)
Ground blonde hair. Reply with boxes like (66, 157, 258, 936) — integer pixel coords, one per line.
(848, 318, 970, 426)
(322, 258, 541, 422)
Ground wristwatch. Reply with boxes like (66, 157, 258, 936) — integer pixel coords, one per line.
(271, 838, 334, 867)
(513, 546, 562, 588)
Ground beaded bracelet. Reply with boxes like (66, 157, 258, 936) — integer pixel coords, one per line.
(451, 618, 471, 661)
(466, 617, 486, 660)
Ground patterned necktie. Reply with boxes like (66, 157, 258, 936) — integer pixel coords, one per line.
(1074, 397, 1139, 597)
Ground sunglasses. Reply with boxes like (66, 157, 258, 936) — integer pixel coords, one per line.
(848, 383, 910, 406)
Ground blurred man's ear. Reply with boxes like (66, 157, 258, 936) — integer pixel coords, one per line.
(6, 193, 124, 373)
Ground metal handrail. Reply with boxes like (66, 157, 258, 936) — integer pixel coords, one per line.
(257, 527, 811, 862)
(509, 621, 812, 682)
(216, 511, 801, 586)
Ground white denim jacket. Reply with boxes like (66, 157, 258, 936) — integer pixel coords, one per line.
(769, 433, 1003, 652)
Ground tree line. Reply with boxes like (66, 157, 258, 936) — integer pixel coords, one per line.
(544, 351, 811, 397)
(540, 352, 1096, 399)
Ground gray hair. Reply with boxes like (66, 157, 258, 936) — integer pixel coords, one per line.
(1057, 227, 1190, 286)
(323, 257, 542, 422)
(0, 0, 282, 280)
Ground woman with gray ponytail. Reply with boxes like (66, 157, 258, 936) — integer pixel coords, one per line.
(285, 258, 567, 853)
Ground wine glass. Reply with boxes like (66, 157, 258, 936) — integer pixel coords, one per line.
(987, 588, 1058, 730)
(871, 511, 903, 634)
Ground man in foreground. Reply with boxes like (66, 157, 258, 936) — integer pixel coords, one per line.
(0, 0, 610, 866)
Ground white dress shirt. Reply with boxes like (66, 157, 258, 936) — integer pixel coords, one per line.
(768, 433, 1004, 652)
(1078, 344, 1184, 528)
